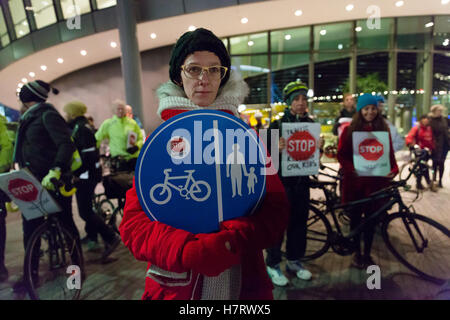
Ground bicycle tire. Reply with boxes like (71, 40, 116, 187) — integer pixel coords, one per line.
(24, 221, 84, 300)
(108, 206, 123, 234)
(300, 205, 332, 261)
(382, 212, 450, 284)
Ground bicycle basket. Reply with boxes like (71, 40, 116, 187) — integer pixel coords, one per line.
(102, 172, 134, 199)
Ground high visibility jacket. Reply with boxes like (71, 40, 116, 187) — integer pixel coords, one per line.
(0, 115, 13, 173)
(95, 115, 143, 160)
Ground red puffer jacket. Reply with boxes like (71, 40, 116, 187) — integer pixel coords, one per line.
(338, 124, 399, 204)
(405, 124, 434, 151)
(119, 109, 289, 300)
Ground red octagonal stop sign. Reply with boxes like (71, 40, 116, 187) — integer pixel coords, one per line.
(359, 138, 384, 161)
(286, 130, 316, 161)
(8, 178, 38, 202)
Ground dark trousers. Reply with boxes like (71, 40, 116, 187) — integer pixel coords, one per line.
(0, 201, 6, 267)
(266, 179, 310, 267)
(432, 150, 448, 184)
(75, 180, 115, 244)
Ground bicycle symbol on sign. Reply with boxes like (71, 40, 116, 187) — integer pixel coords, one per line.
(149, 169, 211, 205)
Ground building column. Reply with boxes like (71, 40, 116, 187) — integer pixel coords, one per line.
(349, 21, 357, 95)
(116, 0, 144, 127)
(387, 19, 397, 124)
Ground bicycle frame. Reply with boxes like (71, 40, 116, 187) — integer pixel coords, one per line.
(163, 170, 196, 194)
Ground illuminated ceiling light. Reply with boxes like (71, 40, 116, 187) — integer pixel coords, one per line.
(248, 40, 254, 46)
(425, 22, 434, 28)
(40, 65, 47, 71)
(29, 72, 35, 77)
(110, 41, 117, 48)
(345, 4, 354, 11)
(395, 1, 404, 7)
(57, 58, 64, 64)
(284, 34, 292, 40)
(150, 33, 156, 39)
(18, 83, 24, 88)
(294, 10, 303, 16)
(42, 1, 49, 6)
(22, 78, 28, 83)
(19, 30, 24, 35)
(238, 105, 246, 112)
(355, 26, 362, 32)
(442, 0, 449, 4)
(188, 25, 196, 31)
(338, 44, 343, 50)
(80, 50, 87, 56)
(241, 17, 248, 24)
(22, 21, 28, 26)
(320, 29, 327, 36)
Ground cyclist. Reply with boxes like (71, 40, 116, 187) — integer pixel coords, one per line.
(405, 115, 435, 191)
(63, 101, 121, 259)
(14, 80, 82, 291)
(337, 93, 398, 269)
(119, 28, 289, 300)
(95, 99, 144, 172)
(265, 80, 315, 286)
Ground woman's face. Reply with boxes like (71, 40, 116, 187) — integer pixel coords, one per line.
(180, 51, 222, 107)
(361, 104, 378, 123)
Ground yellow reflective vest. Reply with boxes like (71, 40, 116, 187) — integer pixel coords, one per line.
(95, 115, 144, 160)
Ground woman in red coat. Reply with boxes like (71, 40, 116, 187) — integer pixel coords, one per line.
(119, 28, 289, 300)
(337, 93, 398, 269)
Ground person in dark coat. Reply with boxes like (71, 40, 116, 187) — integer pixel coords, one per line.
(265, 80, 315, 286)
(332, 93, 356, 136)
(13, 80, 82, 291)
(63, 101, 121, 260)
(429, 105, 449, 188)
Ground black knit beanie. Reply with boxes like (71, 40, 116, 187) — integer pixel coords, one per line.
(169, 28, 231, 87)
(19, 80, 59, 103)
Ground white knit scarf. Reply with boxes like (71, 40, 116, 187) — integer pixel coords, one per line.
(157, 70, 249, 118)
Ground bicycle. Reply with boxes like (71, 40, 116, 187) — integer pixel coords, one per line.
(302, 152, 450, 284)
(398, 145, 434, 188)
(23, 179, 85, 300)
(149, 169, 211, 205)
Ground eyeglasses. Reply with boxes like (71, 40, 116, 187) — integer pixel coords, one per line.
(181, 64, 228, 80)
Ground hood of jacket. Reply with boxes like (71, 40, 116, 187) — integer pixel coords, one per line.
(156, 71, 249, 118)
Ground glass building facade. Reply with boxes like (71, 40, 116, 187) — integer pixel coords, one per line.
(0, 1, 447, 133)
(223, 16, 449, 133)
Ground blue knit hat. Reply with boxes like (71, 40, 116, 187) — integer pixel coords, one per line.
(356, 93, 378, 112)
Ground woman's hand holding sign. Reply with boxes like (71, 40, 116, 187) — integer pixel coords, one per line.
(181, 230, 242, 277)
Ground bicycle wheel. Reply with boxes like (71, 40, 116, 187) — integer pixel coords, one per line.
(190, 181, 211, 202)
(399, 162, 413, 182)
(300, 205, 332, 261)
(108, 206, 123, 234)
(382, 212, 450, 284)
(24, 220, 84, 300)
(149, 184, 171, 205)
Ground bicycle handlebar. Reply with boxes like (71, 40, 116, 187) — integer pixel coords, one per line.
(50, 178, 77, 197)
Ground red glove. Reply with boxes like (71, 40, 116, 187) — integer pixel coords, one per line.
(220, 217, 255, 243)
(181, 230, 242, 277)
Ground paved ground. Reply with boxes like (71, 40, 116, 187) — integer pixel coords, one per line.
(1, 158, 449, 300)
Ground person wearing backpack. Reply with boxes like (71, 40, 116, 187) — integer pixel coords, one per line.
(63, 101, 121, 260)
(13, 80, 82, 292)
(405, 115, 435, 191)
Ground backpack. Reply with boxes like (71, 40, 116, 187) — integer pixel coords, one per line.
(72, 123, 102, 183)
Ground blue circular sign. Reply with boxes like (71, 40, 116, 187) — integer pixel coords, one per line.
(135, 110, 267, 234)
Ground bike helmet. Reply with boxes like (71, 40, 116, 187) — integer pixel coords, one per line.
(282, 80, 309, 105)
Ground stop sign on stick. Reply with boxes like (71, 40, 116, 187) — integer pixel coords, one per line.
(287, 131, 316, 161)
(359, 138, 384, 161)
(8, 178, 38, 202)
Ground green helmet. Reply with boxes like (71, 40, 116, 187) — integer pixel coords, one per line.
(282, 80, 309, 105)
